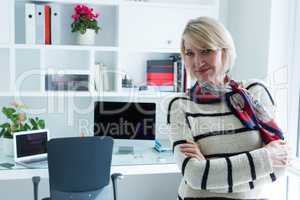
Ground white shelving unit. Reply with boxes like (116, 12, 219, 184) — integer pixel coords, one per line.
(0, 0, 219, 97)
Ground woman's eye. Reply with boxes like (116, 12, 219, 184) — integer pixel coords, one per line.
(200, 49, 213, 55)
(185, 51, 194, 56)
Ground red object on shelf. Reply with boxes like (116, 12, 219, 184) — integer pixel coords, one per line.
(147, 73, 174, 80)
(147, 80, 174, 86)
(45, 5, 51, 44)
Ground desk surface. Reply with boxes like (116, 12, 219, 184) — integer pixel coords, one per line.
(1, 147, 300, 181)
(0, 147, 179, 180)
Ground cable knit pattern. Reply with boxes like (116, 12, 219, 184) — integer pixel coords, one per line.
(168, 80, 285, 200)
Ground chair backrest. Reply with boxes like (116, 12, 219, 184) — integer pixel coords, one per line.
(47, 136, 113, 200)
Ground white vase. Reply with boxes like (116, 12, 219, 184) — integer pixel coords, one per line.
(77, 29, 96, 45)
(95, 63, 111, 92)
(2, 138, 14, 157)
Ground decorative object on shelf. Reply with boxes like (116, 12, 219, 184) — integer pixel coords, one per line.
(121, 75, 138, 92)
(122, 75, 133, 88)
(94, 62, 110, 92)
(71, 4, 101, 45)
(0, 102, 45, 157)
(138, 85, 148, 91)
(45, 73, 90, 91)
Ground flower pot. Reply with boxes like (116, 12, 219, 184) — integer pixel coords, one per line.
(77, 29, 96, 45)
(1, 138, 14, 157)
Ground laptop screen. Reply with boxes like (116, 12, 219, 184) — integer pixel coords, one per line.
(15, 130, 48, 158)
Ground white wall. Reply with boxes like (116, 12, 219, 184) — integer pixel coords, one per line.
(226, 0, 271, 81)
(218, 0, 228, 26)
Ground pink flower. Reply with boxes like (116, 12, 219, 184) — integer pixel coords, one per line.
(72, 4, 100, 23)
(75, 5, 83, 14)
(82, 6, 92, 15)
(72, 14, 80, 21)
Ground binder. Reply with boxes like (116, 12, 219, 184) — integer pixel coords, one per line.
(50, 4, 61, 45)
(35, 4, 45, 44)
(25, 3, 36, 44)
(44, 5, 51, 44)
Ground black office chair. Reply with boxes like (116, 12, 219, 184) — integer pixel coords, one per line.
(32, 136, 123, 200)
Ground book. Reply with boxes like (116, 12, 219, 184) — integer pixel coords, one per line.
(50, 4, 61, 45)
(25, 3, 36, 44)
(35, 4, 45, 44)
(44, 5, 51, 44)
(169, 55, 185, 92)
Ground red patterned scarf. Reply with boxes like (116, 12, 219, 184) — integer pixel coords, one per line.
(188, 79, 284, 144)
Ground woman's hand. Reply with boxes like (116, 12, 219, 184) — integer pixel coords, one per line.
(264, 140, 292, 167)
(180, 140, 205, 160)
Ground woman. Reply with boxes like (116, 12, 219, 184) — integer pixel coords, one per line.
(167, 17, 291, 199)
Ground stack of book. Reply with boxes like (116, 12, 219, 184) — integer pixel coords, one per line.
(146, 55, 187, 92)
(25, 3, 61, 45)
(146, 59, 174, 92)
(169, 55, 186, 92)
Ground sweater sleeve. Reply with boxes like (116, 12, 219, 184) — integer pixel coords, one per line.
(168, 99, 274, 192)
(209, 166, 286, 193)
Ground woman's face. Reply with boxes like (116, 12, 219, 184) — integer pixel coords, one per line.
(183, 39, 225, 85)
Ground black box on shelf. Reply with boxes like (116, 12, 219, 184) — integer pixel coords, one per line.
(45, 74, 89, 91)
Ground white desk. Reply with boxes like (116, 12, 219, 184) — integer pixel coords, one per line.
(0, 148, 181, 200)
(0, 147, 180, 180)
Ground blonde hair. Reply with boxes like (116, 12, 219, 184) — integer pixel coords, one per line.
(181, 17, 236, 75)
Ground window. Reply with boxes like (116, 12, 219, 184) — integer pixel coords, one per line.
(286, 0, 300, 199)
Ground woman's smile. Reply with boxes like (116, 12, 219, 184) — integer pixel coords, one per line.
(194, 65, 211, 74)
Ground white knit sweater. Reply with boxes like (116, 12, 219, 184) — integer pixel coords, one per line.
(168, 80, 285, 200)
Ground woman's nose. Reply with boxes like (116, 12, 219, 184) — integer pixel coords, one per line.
(194, 54, 205, 67)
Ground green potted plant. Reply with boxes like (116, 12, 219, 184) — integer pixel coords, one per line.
(0, 102, 45, 156)
(71, 4, 101, 45)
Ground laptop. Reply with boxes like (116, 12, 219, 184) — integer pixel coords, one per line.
(13, 129, 50, 169)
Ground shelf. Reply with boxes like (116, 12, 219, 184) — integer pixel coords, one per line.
(120, 47, 180, 54)
(0, 91, 183, 98)
(0, 91, 93, 97)
(8, 0, 217, 101)
(15, 0, 120, 6)
(14, 44, 119, 52)
(13, 44, 180, 53)
(94, 91, 183, 98)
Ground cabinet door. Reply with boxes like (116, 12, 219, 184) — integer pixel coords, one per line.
(0, 0, 11, 44)
(119, 4, 218, 50)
